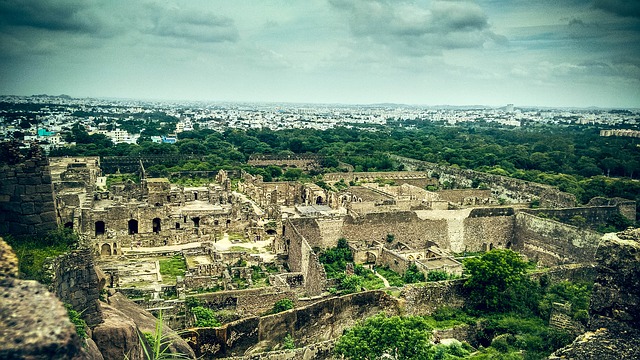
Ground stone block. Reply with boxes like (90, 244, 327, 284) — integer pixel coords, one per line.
(23, 214, 42, 225)
(24, 176, 42, 185)
(20, 203, 36, 215)
(36, 184, 53, 193)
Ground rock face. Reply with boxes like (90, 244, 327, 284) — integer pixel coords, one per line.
(0, 237, 90, 359)
(550, 228, 640, 359)
(108, 292, 196, 358)
(92, 303, 145, 360)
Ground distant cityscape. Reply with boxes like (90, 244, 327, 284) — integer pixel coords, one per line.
(1, 95, 639, 153)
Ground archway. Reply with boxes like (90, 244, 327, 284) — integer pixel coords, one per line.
(153, 218, 161, 233)
(489, 243, 494, 250)
(316, 196, 323, 205)
(128, 219, 138, 235)
(366, 251, 377, 264)
(95, 221, 105, 236)
(100, 243, 111, 256)
(192, 217, 200, 228)
(64, 222, 73, 229)
(266, 229, 277, 235)
(506, 241, 512, 249)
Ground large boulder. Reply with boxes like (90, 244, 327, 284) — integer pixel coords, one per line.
(0, 237, 99, 359)
(108, 292, 196, 358)
(91, 303, 145, 360)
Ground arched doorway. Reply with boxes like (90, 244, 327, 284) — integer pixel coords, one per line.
(366, 251, 377, 264)
(128, 219, 138, 235)
(316, 196, 323, 205)
(95, 221, 105, 236)
(192, 217, 200, 228)
(266, 229, 277, 236)
(153, 218, 161, 233)
(101, 243, 111, 256)
(64, 222, 73, 229)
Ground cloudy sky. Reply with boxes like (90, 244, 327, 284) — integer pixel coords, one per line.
(1, 0, 639, 107)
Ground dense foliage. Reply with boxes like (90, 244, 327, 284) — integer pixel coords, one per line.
(271, 298, 295, 314)
(334, 314, 435, 359)
(191, 306, 221, 328)
(463, 249, 539, 314)
(318, 238, 353, 278)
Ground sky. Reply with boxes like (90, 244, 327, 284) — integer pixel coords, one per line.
(0, 0, 639, 108)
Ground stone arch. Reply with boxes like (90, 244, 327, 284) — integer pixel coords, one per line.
(95, 221, 105, 236)
(194, 191, 198, 201)
(128, 219, 138, 235)
(266, 229, 277, 235)
(506, 241, 512, 249)
(316, 196, 323, 205)
(101, 243, 111, 256)
(489, 243, 494, 250)
(64, 221, 73, 229)
(153, 218, 161, 233)
(192, 217, 200, 228)
(366, 251, 377, 264)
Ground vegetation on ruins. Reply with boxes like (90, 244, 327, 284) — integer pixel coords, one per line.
(319, 238, 353, 278)
(334, 313, 435, 359)
(538, 280, 593, 326)
(5, 227, 78, 284)
(136, 311, 191, 360)
(191, 306, 221, 328)
(426, 270, 458, 282)
(271, 298, 295, 314)
(64, 303, 87, 339)
(403, 263, 426, 284)
(158, 255, 187, 283)
(463, 249, 538, 314)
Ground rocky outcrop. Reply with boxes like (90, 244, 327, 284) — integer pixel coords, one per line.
(92, 303, 145, 360)
(0, 237, 98, 359)
(549, 228, 640, 359)
(108, 292, 195, 358)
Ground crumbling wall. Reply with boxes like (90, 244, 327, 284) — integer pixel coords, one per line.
(513, 212, 601, 266)
(192, 288, 297, 317)
(402, 280, 468, 315)
(391, 155, 577, 208)
(523, 206, 622, 227)
(342, 211, 450, 250)
(46, 249, 105, 326)
(0, 145, 58, 236)
(187, 290, 401, 358)
(284, 219, 327, 296)
(463, 209, 515, 252)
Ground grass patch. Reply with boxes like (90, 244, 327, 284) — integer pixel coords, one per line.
(227, 232, 247, 242)
(5, 228, 78, 284)
(158, 255, 186, 283)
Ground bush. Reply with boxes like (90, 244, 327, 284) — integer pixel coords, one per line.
(403, 263, 426, 284)
(427, 270, 451, 282)
(271, 298, 294, 313)
(65, 304, 87, 339)
(191, 306, 220, 327)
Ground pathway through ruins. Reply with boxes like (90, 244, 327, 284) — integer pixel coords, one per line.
(375, 271, 390, 287)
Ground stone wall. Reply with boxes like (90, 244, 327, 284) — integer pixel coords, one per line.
(463, 210, 515, 252)
(0, 145, 58, 236)
(219, 339, 336, 360)
(46, 249, 105, 326)
(391, 155, 577, 208)
(402, 280, 468, 315)
(284, 219, 327, 296)
(192, 287, 297, 317)
(342, 211, 450, 250)
(186, 290, 401, 358)
(248, 154, 322, 170)
(523, 206, 621, 227)
(513, 212, 601, 266)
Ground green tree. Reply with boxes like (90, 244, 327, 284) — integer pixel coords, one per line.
(463, 249, 538, 313)
(334, 314, 434, 360)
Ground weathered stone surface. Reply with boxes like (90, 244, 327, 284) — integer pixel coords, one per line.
(92, 303, 145, 360)
(0, 238, 96, 359)
(549, 229, 640, 359)
(108, 292, 196, 358)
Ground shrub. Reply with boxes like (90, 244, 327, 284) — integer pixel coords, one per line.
(403, 263, 426, 284)
(271, 298, 294, 313)
(65, 304, 87, 339)
(191, 306, 220, 327)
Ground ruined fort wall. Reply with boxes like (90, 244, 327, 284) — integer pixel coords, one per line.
(341, 212, 450, 250)
(402, 280, 468, 315)
(285, 219, 327, 296)
(513, 213, 601, 266)
(45, 249, 105, 327)
(462, 209, 515, 253)
(0, 157, 58, 236)
(392, 155, 577, 208)
(193, 288, 297, 317)
(523, 206, 624, 226)
(188, 290, 401, 358)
